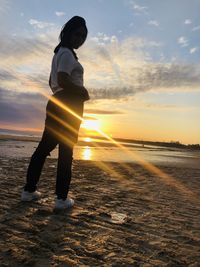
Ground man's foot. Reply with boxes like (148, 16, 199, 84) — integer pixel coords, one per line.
(54, 198, 74, 210)
(21, 190, 42, 201)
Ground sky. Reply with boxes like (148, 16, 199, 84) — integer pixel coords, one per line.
(0, 0, 200, 144)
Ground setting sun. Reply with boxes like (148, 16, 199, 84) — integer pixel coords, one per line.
(84, 137, 92, 142)
(81, 119, 101, 131)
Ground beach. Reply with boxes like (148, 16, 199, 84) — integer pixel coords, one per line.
(0, 149, 200, 266)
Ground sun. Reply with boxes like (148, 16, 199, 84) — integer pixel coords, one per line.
(81, 119, 101, 131)
(84, 137, 92, 142)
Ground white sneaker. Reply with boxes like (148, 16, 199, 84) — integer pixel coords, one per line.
(54, 198, 74, 210)
(21, 190, 42, 201)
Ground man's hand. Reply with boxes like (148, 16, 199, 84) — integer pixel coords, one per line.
(82, 87, 90, 101)
(57, 72, 90, 101)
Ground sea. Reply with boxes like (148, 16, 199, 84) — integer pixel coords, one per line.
(0, 132, 200, 169)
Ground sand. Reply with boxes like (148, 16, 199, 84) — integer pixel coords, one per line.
(0, 156, 200, 266)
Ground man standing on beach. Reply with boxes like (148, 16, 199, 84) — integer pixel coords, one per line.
(21, 16, 89, 210)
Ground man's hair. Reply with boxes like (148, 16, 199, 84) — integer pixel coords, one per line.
(54, 16, 88, 54)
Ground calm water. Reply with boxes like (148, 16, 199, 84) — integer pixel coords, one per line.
(1, 139, 200, 169)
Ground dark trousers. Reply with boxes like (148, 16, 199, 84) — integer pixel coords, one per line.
(24, 130, 73, 199)
(24, 91, 83, 200)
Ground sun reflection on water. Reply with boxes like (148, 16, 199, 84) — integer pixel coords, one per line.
(82, 146, 92, 160)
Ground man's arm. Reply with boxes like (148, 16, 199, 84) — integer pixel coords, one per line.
(57, 72, 89, 101)
(49, 75, 51, 88)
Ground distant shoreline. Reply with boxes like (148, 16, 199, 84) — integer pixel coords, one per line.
(1, 134, 200, 168)
(0, 134, 40, 142)
(0, 133, 199, 151)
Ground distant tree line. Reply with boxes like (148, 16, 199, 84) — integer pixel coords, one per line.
(94, 136, 200, 150)
(186, 144, 200, 150)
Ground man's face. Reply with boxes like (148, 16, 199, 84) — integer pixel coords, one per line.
(70, 26, 87, 49)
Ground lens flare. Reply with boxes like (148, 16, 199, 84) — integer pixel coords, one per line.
(40, 90, 199, 204)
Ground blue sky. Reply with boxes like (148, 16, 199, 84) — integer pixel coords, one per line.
(0, 0, 200, 144)
(2, 0, 200, 61)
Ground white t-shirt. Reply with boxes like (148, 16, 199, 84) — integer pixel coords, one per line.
(50, 47, 84, 94)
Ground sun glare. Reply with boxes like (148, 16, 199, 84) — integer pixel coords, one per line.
(81, 119, 101, 131)
(84, 137, 92, 142)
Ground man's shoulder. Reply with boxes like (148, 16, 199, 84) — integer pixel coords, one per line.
(55, 47, 76, 64)
(58, 47, 73, 56)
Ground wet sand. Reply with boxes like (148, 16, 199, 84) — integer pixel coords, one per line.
(0, 157, 200, 266)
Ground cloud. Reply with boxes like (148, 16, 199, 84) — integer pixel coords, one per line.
(140, 102, 199, 112)
(148, 20, 159, 27)
(88, 87, 133, 100)
(55, 11, 65, 17)
(133, 4, 147, 12)
(0, 69, 16, 81)
(0, 32, 57, 93)
(0, 30, 200, 130)
(192, 25, 200, 32)
(79, 35, 200, 99)
(177, 36, 189, 47)
(84, 62, 200, 100)
(184, 19, 192, 25)
(129, 1, 148, 14)
(29, 19, 54, 29)
(85, 109, 125, 115)
(0, 31, 200, 104)
(138, 63, 200, 90)
(0, 87, 46, 105)
(90, 32, 118, 46)
(190, 47, 198, 54)
(0, 32, 54, 62)
(83, 116, 98, 120)
(0, 88, 46, 126)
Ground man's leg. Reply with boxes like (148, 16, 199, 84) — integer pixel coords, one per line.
(24, 130, 57, 192)
(56, 143, 74, 200)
